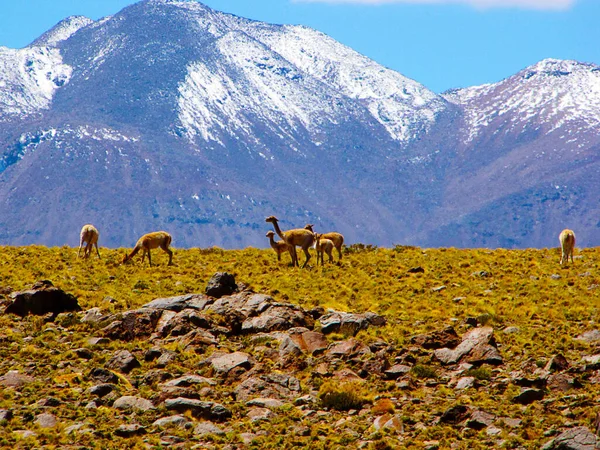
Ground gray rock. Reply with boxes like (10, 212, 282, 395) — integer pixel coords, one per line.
(81, 307, 106, 323)
(384, 364, 411, 380)
(0, 370, 33, 388)
(113, 396, 155, 411)
(89, 368, 119, 384)
(411, 326, 461, 350)
(142, 294, 212, 311)
(162, 375, 216, 388)
(575, 330, 600, 343)
(455, 376, 476, 390)
(194, 421, 226, 436)
(319, 311, 386, 336)
(101, 308, 162, 341)
(541, 426, 598, 450)
(164, 398, 232, 421)
(512, 388, 544, 405)
(85, 384, 116, 398)
(466, 410, 495, 430)
(205, 272, 238, 298)
(235, 373, 301, 402)
(433, 326, 502, 365)
(115, 424, 146, 437)
(5, 280, 81, 317)
(0, 409, 13, 421)
(247, 407, 273, 422)
(105, 350, 140, 374)
(210, 352, 253, 375)
(35, 412, 57, 428)
(152, 415, 190, 428)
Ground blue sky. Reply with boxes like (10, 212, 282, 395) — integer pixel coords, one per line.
(0, 0, 598, 93)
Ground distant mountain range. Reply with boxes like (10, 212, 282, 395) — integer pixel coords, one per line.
(1, 0, 599, 249)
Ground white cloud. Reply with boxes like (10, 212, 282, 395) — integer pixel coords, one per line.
(294, 0, 576, 11)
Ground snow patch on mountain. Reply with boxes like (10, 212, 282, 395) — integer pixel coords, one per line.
(444, 58, 600, 143)
(31, 16, 94, 48)
(244, 24, 446, 143)
(0, 46, 72, 119)
(177, 30, 347, 150)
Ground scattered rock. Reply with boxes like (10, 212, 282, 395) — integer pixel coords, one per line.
(319, 311, 386, 336)
(433, 326, 502, 366)
(235, 373, 301, 402)
(102, 309, 163, 341)
(152, 415, 190, 428)
(164, 398, 232, 421)
(466, 410, 495, 430)
(439, 405, 470, 425)
(205, 272, 238, 298)
(194, 421, 226, 437)
(0, 370, 33, 388)
(105, 350, 141, 374)
(431, 285, 446, 292)
(384, 364, 411, 380)
(210, 352, 254, 376)
(373, 414, 403, 432)
(512, 388, 544, 405)
(454, 376, 476, 390)
(4, 280, 81, 317)
(142, 294, 213, 312)
(247, 407, 273, 422)
(541, 426, 598, 450)
(85, 384, 116, 398)
(113, 395, 155, 411)
(74, 348, 94, 359)
(326, 338, 372, 360)
(89, 368, 119, 384)
(35, 412, 57, 428)
(162, 375, 216, 388)
(576, 330, 600, 344)
(407, 266, 425, 274)
(115, 424, 146, 437)
(80, 307, 106, 324)
(411, 326, 461, 350)
(0, 409, 13, 422)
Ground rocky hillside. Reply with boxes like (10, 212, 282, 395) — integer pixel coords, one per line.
(0, 0, 599, 249)
(1, 245, 600, 448)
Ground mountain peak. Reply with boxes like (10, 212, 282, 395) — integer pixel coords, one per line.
(521, 58, 599, 79)
(30, 16, 93, 48)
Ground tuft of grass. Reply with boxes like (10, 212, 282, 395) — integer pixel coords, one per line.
(318, 380, 369, 411)
(411, 364, 437, 379)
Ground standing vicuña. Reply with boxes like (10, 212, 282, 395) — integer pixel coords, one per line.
(78, 224, 101, 259)
(265, 216, 314, 268)
(266, 230, 292, 262)
(304, 224, 344, 261)
(313, 233, 334, 265)
(122, 231, 173, 266)
(559, 229, 576, 265)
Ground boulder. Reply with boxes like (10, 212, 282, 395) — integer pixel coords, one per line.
(152, 415, 190, 428)
(142, 294, 213, 312)
(433, 327, 502, 366)
(210, 352, 254, 376)
(541, 426, 598, 450)
(411, 326, 461, 350)
(194, 422, 225, 437)
(101, 308, 162, 341)
(319, 311, 386, 336)
(35, 413, 57, 428)
(439, 405, 470, 426)
(466, 410, 495, 430)
(242, 303, 315, 334)
(5, 280, 81, 317)
(512, 388, 544, 405)
(205, 272, 238, 298)
(105, 350, 141, 374)
(326, 338, 372, 360)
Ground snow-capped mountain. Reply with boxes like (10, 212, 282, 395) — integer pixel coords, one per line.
(0, 0, 599, 249)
